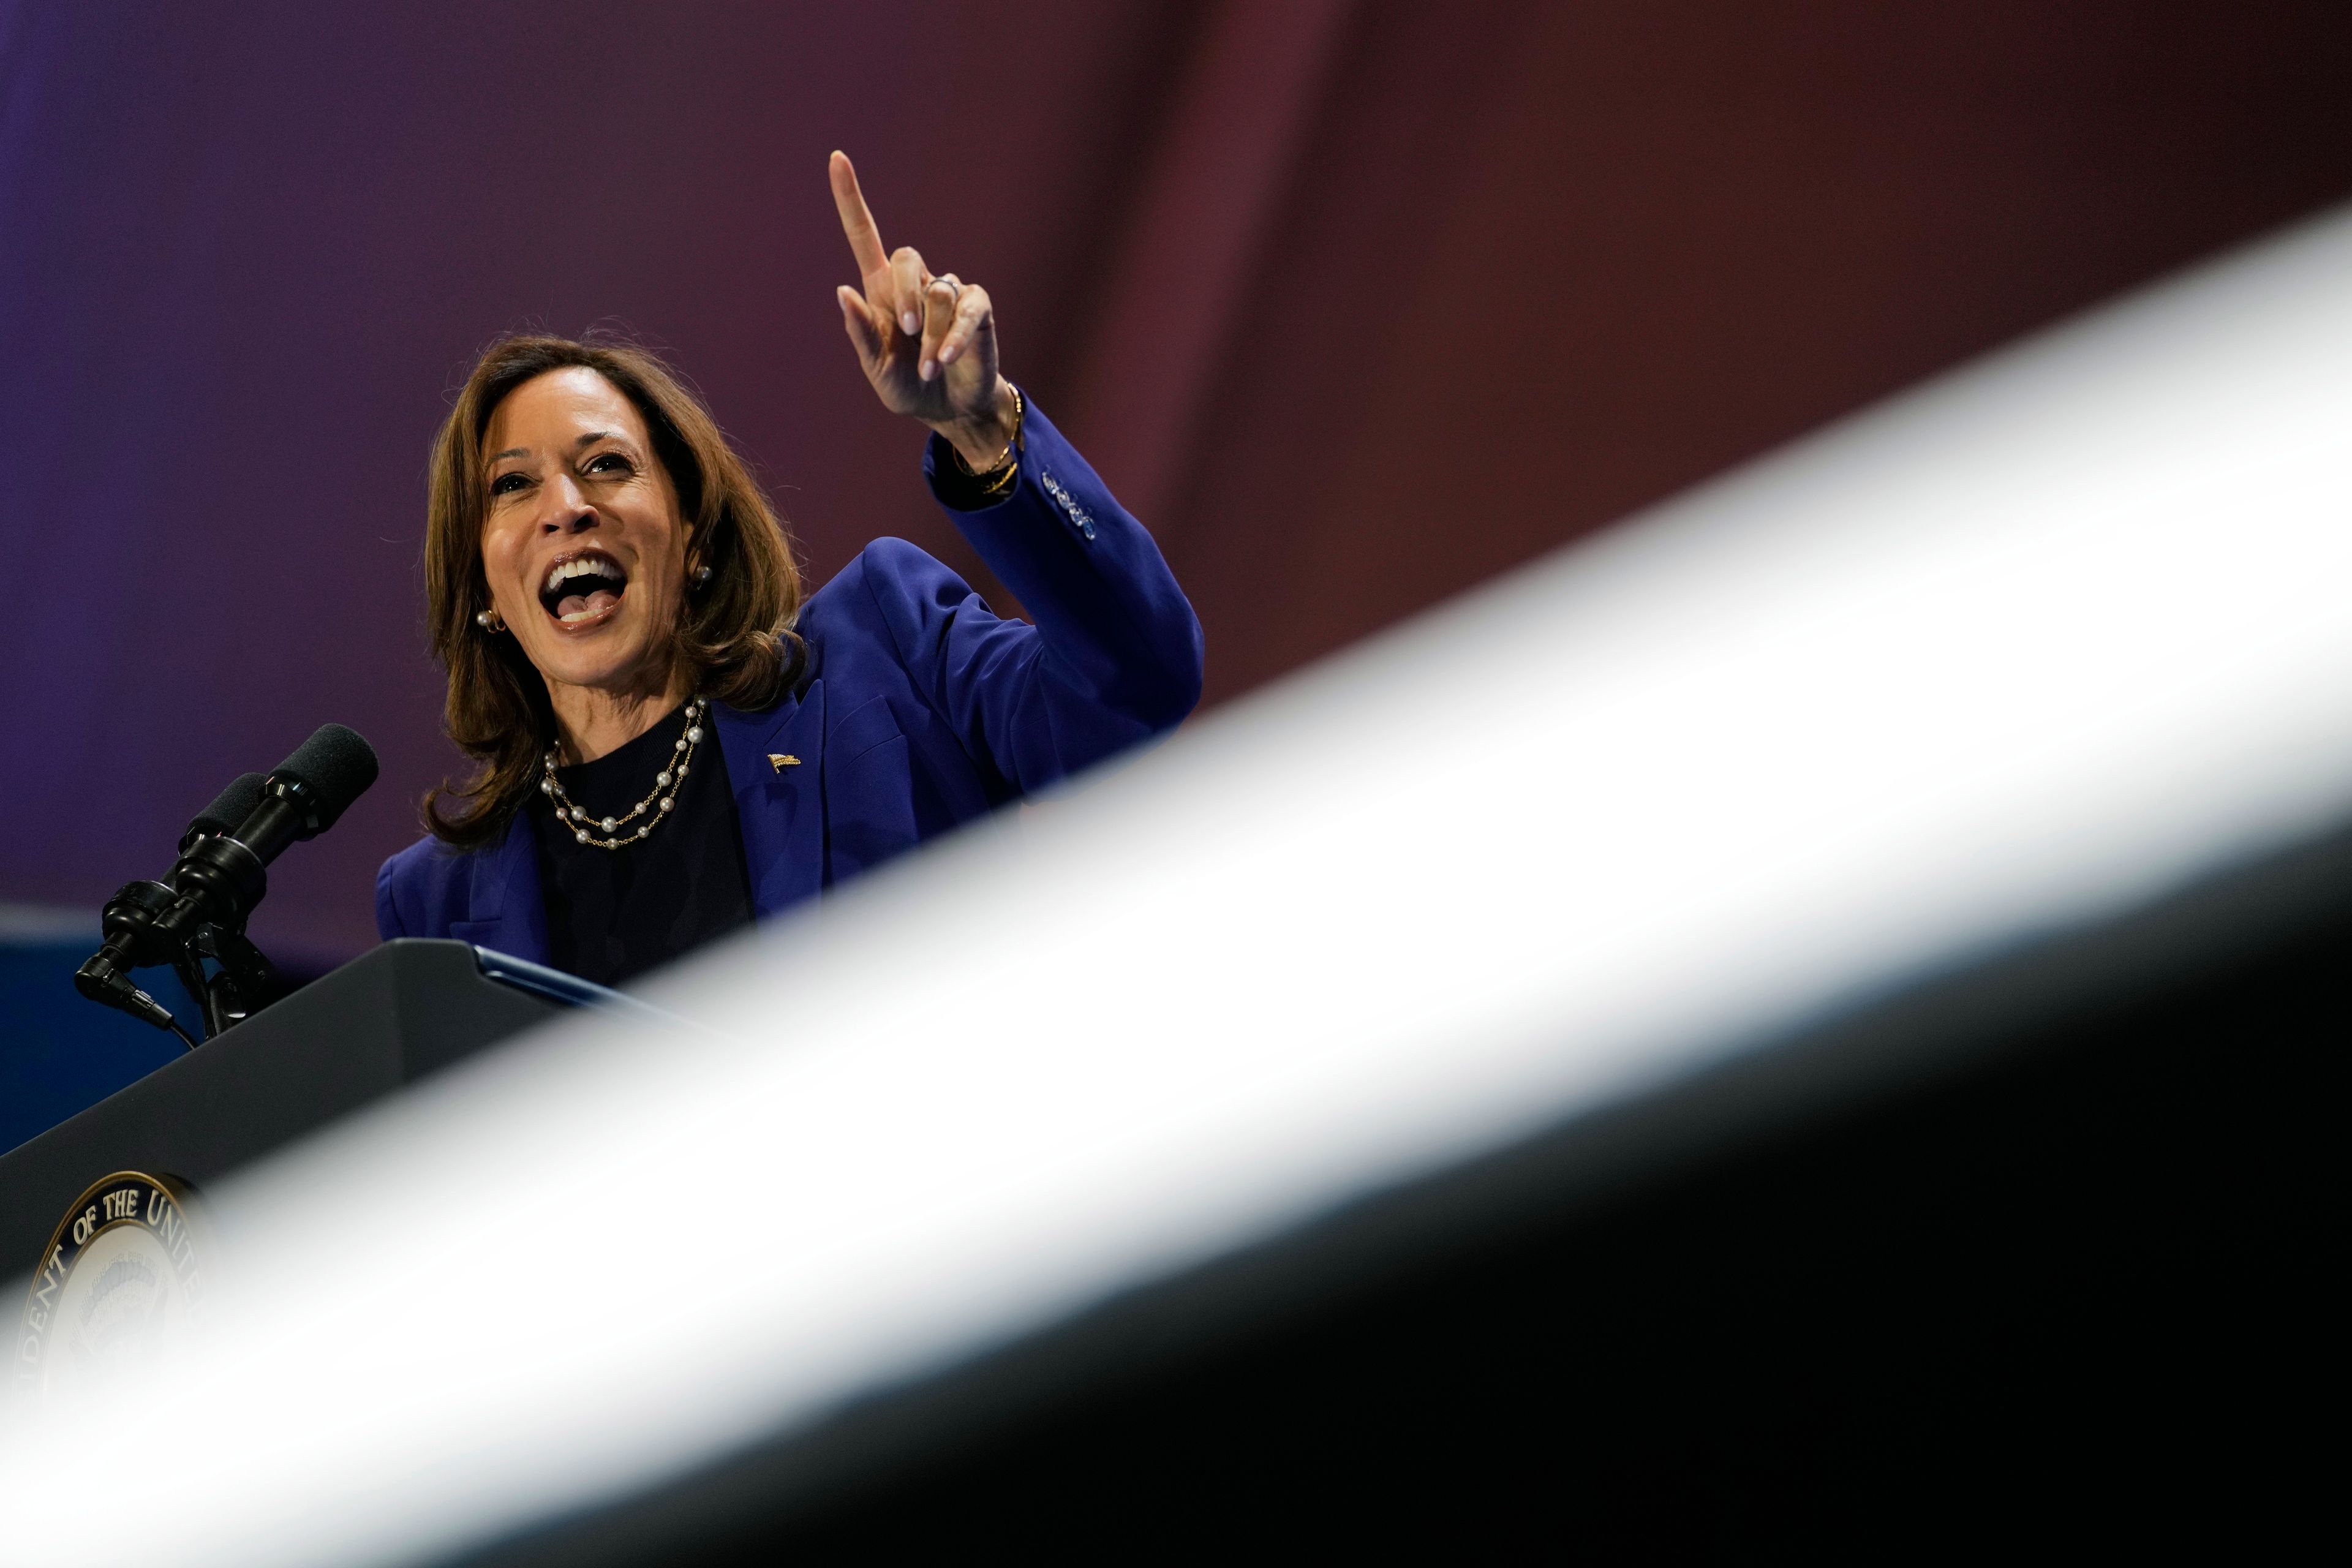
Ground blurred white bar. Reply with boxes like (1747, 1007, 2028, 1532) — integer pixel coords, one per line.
(10, 205, 2352, 1566)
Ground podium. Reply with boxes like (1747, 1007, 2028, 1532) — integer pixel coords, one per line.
(0, 940, 586, 1284)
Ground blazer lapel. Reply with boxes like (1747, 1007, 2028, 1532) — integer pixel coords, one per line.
(449, 812, 550, 964)
(448, 694, 821, 960)
(718, 682, 827, 921)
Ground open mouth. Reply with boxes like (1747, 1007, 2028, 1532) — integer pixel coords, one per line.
(539, 549, 629, 625)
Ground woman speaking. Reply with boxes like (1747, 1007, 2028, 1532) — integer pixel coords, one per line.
(375, 153, 1203, 984)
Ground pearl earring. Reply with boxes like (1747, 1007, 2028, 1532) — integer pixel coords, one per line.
(475, 608, 505, 632)
(692, 564, 714, 591)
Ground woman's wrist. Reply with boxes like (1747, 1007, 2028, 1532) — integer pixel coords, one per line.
(928, 380, 1023, 474)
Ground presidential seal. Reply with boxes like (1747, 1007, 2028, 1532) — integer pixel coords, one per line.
(15, 1171, 205, 1404)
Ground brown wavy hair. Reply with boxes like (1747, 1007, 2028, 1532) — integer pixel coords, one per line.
(421, 333, 805, 848)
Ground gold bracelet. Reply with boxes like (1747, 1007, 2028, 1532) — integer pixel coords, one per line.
(951, 382, 1027, 485)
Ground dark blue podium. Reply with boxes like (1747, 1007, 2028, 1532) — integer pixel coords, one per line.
(0, 939, 576, 1281)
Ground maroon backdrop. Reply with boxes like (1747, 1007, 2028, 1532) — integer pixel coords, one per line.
(6, 1, 2351, 958)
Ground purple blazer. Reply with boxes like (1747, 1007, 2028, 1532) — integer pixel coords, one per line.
(374, 402, 1204, 964)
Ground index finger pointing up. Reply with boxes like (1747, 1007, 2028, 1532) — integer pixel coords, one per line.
(829, 151, 889, 279)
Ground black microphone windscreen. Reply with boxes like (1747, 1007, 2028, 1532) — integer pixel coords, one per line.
(184, 772, 268, 848)
(271, 723, 380, 833)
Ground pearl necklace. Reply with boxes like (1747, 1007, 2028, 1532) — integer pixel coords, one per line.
(540, 697, 707, 850)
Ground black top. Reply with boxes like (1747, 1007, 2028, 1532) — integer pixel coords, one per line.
(530, 703, 755, 987)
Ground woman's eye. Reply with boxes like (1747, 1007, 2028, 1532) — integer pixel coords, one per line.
(488, 472, 529, 497)
(586, 452, 633, 476)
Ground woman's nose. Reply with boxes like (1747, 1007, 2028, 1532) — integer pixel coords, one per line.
(536, 475, 596, 533)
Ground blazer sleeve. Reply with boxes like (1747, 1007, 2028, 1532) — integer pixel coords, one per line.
(861, 398, 1205, 794)
(375, 854, 410, 941)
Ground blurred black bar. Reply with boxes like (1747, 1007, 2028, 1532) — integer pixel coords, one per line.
(469, 814, 2348, 1564)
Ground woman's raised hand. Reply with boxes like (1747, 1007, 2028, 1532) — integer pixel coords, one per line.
(830, 151, 1016, 469)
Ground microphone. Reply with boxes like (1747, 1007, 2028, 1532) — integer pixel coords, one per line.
(181, 772, 269, 852)
(76, 726, 379, 1042)
(155, 723, 380, 946)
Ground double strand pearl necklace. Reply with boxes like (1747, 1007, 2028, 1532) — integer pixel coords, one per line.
(541, 696, 707, 850)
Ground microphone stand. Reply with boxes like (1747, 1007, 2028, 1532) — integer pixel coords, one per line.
(195, 924, 284, 1038)
(80, 876, 288, 1049)
(78, 880, 205, 1049)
